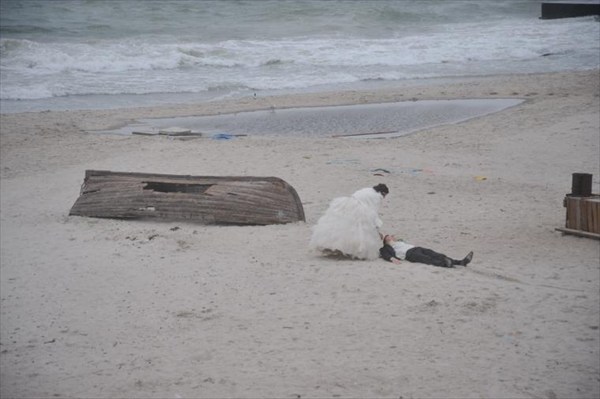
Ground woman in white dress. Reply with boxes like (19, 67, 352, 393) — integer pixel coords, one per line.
(309, 184, 389, 260)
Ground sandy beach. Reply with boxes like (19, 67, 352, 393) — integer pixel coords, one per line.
(1, 70, 599, 398)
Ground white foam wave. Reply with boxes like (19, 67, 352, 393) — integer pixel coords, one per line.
(1, 16, 598, 101)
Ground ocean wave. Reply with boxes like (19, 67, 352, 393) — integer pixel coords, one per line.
(0, 5, 598, 102)
(0, 25, 56, 36)
(0, 80, 65, 100)
(3, 15, 597, 77)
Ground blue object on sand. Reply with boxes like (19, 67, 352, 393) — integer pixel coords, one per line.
(211, 133, 234, 140)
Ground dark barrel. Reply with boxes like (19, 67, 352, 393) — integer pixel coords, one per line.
(571, 173, 593, 197)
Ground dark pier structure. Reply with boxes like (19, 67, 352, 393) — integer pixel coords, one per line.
(541, 1, 600, 19)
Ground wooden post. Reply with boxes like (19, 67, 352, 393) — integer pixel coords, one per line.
(571, 173, 592, 197)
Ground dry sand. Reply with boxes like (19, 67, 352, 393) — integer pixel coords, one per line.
(1, 70, 599, 399)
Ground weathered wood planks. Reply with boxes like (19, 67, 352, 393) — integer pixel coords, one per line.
(69, 170, 305, 225)
(557, 195, 600, 240)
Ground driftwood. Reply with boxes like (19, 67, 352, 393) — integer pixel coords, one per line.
(555, 227, 600, 240)
(69, 170, 305, 225)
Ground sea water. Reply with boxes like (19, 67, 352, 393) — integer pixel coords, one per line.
(1, 0, 598, 113)
(99, 98, 524, 138)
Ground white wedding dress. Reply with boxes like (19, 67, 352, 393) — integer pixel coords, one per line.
(309, 187, 383, 260)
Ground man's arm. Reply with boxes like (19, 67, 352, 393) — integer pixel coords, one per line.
(380, 244, 401, 263)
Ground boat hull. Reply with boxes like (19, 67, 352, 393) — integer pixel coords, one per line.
(69, 170, 305, 225)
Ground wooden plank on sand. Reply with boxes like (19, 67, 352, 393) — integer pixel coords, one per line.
(555, 227, 600, 240)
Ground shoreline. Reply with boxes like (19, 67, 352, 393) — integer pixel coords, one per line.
(1, 70, 599, 398)
(1, 68, 597, 116)
(0, 70, 593, 141)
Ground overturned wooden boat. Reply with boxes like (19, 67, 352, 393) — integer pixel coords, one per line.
(69, 170, 305, 225)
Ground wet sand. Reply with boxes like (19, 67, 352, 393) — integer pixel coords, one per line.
(98, 98, 523, 139)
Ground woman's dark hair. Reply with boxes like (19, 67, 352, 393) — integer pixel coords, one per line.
(373, 183, 389, 196)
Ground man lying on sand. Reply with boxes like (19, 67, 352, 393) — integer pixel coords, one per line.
(380, 234, 473, 268)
